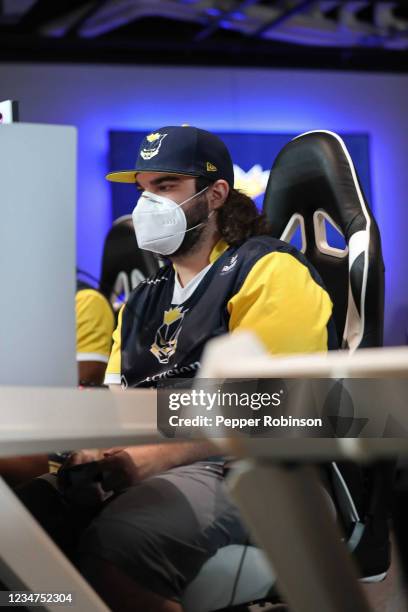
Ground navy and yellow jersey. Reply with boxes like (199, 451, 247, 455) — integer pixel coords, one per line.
(76, 283, 115, 364)
(105, 236, 336, 387)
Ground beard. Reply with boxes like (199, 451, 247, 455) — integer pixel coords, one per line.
(170, 194, 211, 258)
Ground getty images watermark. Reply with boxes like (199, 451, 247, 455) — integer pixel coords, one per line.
(157, 378, 408, 439)
(157, 379, 327, 438)
(166, 388, 322, 430)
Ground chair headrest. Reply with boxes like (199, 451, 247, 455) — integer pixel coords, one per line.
(263, 131, 384, 350)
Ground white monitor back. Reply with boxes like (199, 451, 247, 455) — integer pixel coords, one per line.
(0, 123, 77, 386)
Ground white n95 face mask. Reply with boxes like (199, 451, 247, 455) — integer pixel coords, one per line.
(132, 186, 209, 255)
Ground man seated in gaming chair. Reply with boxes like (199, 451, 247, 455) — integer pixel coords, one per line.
(0, 282, 115, 486)
(56, 125, 337, 612)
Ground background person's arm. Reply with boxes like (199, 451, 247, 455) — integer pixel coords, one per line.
(78, 361, 107, 386)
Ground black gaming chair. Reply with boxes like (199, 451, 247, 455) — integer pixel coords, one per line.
(99, 215, 160, 311)
(182, 131, 391, 612)
(263, 129, 392, 584)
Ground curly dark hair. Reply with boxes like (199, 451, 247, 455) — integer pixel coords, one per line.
(196, 177, 271, 246)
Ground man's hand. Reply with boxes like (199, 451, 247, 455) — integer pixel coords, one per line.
(61, 447, 154, 498)
(62, 440, 219, 499)
(59, 449, 110, 507)
(63, 449, 104, 467)
(99, 448, 147, 491)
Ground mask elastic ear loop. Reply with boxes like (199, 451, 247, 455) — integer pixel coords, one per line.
(135, 185, 209, 215)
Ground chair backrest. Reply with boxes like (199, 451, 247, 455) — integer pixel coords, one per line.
(99, 215, 160, 310)
(262, 130, 384, 351)
(263, 132, 392, 577)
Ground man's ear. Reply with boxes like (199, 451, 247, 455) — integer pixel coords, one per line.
(209, 180, 230, 210)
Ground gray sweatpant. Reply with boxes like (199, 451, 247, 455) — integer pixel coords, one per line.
(78, 461, 249, 602)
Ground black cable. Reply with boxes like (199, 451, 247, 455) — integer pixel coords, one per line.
(76, 266, 125, 304)
(228, 537, 250, 608)
(76, 266, 101, 287)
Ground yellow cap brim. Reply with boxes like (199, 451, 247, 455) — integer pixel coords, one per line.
(106, 171, 138, 183)
(106, 170, 200, 184)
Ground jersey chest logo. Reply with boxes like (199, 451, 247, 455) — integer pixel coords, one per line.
(221, 254, 238, 274)
(150, 306, 188, 364)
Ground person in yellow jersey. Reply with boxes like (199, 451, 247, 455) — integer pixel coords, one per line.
(75, 280, 115, 386)
(21, 126, 337, 611)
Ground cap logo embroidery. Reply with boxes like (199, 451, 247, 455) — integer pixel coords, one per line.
(206, 162, 217, 172)
(141, 132, 168, 160)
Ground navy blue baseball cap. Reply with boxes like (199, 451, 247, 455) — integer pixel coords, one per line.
(106, 125, 235, 187)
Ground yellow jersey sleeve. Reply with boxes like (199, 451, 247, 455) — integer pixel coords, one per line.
(227, 252, 333, 355)
(104, 304, 125, 385)
(76, 289, 115, 363)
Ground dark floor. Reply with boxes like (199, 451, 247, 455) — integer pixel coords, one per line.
(361, 541, 407, 612)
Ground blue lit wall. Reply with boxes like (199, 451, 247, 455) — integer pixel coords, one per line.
(1, 63, 407, 344)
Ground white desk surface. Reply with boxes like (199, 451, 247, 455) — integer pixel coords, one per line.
(0, 386, 160, 456)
